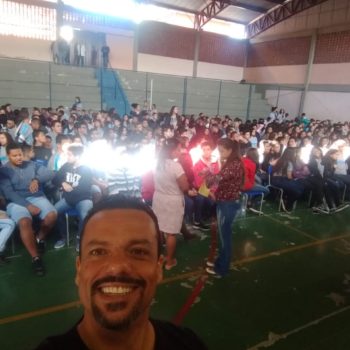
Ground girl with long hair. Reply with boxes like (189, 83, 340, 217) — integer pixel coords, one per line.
(309, 147, 343, 213)
(205, 139, 245, 277)
(322, 149, 349, 212)
(271, 147, 305, 212)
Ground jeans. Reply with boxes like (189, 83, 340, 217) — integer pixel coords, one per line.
(184, 195, 194, 224)
(215, 200, 241, 276)
(271, 176, 304, 209)
(249, 184, 270, 194)
(54, 199, 93, 240)
(0, 218, 15, 253)
(194, 194, 215, 223)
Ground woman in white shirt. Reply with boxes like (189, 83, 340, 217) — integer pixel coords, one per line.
(152, 138, 189, 270)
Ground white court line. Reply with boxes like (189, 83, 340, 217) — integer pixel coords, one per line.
(247, 305, 350, 350)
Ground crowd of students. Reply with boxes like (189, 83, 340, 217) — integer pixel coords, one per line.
(0, 102, 349, 277)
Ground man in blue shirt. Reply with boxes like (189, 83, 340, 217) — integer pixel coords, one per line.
(0, 143, 57, 276)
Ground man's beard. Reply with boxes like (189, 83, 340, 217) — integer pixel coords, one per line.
(91, 298, 144, 331)
(90, 275, 147, 331)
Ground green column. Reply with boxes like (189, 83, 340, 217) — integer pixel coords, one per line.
(299, 30, 317, 116)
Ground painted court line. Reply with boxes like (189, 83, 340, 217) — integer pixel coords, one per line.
(230, 231, 350, 268)
(1, 232, 350, 326)
(247, 305, 350, 350)
(0, 301, 81, 326)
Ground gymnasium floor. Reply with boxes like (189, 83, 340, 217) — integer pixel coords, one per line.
(1, 202, 350, 350)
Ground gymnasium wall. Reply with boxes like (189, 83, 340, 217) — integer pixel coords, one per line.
(136, 21, 244, 81)
(0, 36, 52, 61)
(244, 24, 350, 120)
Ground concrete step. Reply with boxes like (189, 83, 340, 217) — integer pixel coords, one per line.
(51, 77, 99, 86)
(0, 97, 50, 109)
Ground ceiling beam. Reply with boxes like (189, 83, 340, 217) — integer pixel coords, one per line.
(194, 0, 231, 30)
(139, 0, 246, 26)
(247, 0, 329, 38)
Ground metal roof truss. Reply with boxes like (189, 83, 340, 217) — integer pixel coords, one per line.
(247, 0, 329, 38)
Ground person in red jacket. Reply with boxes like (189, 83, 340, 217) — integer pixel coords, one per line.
(242, 154, 255, 191)
(242, 148, 270, 194)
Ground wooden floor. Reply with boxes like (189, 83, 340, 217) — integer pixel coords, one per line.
(1, 201, 350, 350)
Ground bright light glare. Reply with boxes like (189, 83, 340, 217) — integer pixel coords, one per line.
(203, 18, 246, 39)
(63, 0, 142, 23)
(81, 140, 113, 173)
(63, 0, 244, 35)
(300, 144, 313, 164)
(189, 145, 219, 165)
(82, 142, 157, 176)
(59, 25, 74, 42)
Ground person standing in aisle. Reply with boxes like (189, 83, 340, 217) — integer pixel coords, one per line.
(205, 139, 245, 277)
(152, 138, 189, 270)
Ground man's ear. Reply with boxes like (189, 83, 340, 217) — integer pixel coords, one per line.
(75, 256, 81, 287)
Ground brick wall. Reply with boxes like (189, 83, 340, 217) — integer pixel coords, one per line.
(314, 30, 350, 64)
(138, 22, 195, 60)
(138, 21, 245, 66)
(247, 36, 311, 67)
(137, 23, 350, 68)
(199, 31, 245, 66)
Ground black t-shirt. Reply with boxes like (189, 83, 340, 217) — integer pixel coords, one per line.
(34, 146, 52, 166)
(52, 163, 93, 205)
(34, 319, 207, 350)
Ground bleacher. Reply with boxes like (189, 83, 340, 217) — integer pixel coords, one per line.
(0, 58, 101, 110)
(0, 56, 272, 118)
(116, 69, 271, 118)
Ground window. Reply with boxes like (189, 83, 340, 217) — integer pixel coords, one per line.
(0, 0, 56, 40)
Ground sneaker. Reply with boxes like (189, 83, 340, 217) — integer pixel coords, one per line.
(192, 222, 211, 231)
(32, 257, 45, 276)
(206, 261, 214, 267)
(206, 267, 218, 275)
(164, 259, 177, 271)
(37, 239, 46, 255)
(54, 239, 66, 250)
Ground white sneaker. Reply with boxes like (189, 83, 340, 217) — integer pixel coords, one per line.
(206, 261, 214, 267)
(54, 239, 66, 249)
(206, 267, 216, 274)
